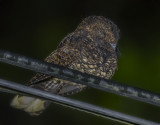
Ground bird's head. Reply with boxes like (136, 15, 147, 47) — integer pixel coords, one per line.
(75, 16, 120, 52)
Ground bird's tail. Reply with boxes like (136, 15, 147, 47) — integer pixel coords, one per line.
(11, 95, 49, 116)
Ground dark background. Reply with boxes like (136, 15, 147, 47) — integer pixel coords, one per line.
(0, 0, 160, 124)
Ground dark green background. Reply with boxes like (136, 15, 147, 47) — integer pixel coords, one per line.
(0, 0, 160, 124)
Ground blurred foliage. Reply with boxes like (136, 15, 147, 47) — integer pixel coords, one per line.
(0, 0, 160, 124)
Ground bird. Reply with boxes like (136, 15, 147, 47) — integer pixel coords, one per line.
(11, 16, 120, 116)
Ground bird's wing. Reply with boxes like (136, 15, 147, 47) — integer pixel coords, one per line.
(27, 44, 85, 95)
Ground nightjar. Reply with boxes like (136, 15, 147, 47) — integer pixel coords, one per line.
(11, 16, 120, 115)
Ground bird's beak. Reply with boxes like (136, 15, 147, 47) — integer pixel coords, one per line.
(110, 43, 116, 51)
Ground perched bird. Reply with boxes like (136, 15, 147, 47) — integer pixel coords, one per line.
(11, 16, 120, 116)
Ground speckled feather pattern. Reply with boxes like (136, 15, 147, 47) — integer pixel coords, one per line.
(11, 16, 120, 115)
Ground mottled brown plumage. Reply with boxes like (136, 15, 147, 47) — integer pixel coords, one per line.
(11, 16, 120, 115)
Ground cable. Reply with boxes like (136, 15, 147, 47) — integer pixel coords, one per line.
(0, 78, 159, 125)
(0, 50, 160, 107)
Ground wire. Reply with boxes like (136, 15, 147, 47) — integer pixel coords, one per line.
(0, 50, 160, 107)
(0, 78, 159, 125)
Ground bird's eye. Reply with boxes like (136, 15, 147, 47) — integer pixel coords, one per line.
(110, 43, 116, 51)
